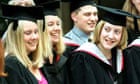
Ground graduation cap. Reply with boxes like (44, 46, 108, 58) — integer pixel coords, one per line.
(70, 0, 96, 13)
(35, 0, 60, 16)
(0, 3, 44, 30)
(98, 0, 125, 9)
(97, 5, 132, 26)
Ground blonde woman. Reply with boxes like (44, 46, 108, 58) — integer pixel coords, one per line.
(35, 0, 68, 84)
(69, 6, 129, 84)
(2, 4, 49, 84)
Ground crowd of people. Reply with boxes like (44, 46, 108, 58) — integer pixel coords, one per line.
(0, 0, 140, 84)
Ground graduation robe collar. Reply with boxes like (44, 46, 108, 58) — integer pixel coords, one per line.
(128, 38, 140, 47)
(63, 37, 80, 47)
(71, 26, 89, 45)
(75, 42, 124, 73)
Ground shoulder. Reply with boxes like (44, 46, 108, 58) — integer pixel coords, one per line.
(5, 56, 24, 72)
(5, 56, 20, 65)
(0, 77, 7, 84)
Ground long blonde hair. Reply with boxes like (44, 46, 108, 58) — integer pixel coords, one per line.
(37, 20, 53, 63)
(4, 20, 44, 68)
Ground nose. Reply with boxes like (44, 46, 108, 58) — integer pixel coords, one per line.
(53, 25, 61, 30)
(31, 33, 38, 39)
(108, 31, 114, 39)
(90, 15, 98, 22)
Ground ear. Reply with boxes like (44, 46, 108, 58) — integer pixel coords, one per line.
(71, 12, 77, 22)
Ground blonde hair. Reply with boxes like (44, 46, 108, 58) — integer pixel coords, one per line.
(93, 20, 128, 50)
(122, 0, 140, 31)
(37, 20, 53, 63)
(44, 16, 66, 62)
(4, 20, 44, 68)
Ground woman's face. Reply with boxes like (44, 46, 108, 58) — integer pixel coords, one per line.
(46, 16, 62, 45)
(23, 21, 39, 54)
(132, 0, 140, 14)
(99, 22, 123, 51)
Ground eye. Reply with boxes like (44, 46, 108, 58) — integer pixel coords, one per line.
(57, 23, 60, 26)
(93, 12, 98, 16)
(114, 29, 121, 35)
(34, 29, 39, 34)
(104, 27, 110, 32)
(84, 12, 91, 16)
(47, 22, 54, 27)
(24, 31, 31, 35)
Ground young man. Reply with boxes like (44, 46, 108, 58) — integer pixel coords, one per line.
(64, 0, 98, 45)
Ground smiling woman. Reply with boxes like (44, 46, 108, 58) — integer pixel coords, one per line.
(1, 3, 50, 84)
(68, 5, 130, 84)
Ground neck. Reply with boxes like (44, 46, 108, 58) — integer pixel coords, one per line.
(97, 44, 112, 60)
(29, 67, 42, 80)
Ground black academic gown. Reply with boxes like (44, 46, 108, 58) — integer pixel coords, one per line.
(63, 37, 80, 84)
(0, 77, 7, 84)
(5, 56, 39, 84)
(63, 37, 80, 58)
(69, 42, 124, 84)
(41, 50, 68, 84)
(123, 39, 140, 84)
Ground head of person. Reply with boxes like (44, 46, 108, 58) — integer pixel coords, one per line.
(2, 3, 44, 68)
(94, 6, 129, 50)
(8, 0, 35, 6)
(36, 0, 66, 55)
(70, 0, 98, 35)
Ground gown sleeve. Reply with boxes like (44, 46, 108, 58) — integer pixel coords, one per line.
(123, 46, 140, 84)
(5, 56, 38, 84)
(69, 51, 97, 84)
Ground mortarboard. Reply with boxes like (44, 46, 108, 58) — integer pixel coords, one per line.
(98, 0, 125, 9)
(1, 3, 44, 21)
(35, 0, 60, 16)
(97, 5, 132, 26)
(0, 3, 44, 30)
(70, 0, 96, 13)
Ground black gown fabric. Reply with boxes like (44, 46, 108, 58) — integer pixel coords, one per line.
(0, 77, 7, 84)
(41, 50, 68, 84)
(123, 39, 140, 84)
(63, 37, 80, 84)
(63, 37, 80, 58)
(69, 42, 124, 84)
(4, 56, 39, 84)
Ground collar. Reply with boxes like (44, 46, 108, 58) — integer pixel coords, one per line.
(75, 42, 124, 73)
(72, 26, 89, 41)
(128, 38, 140, 47)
